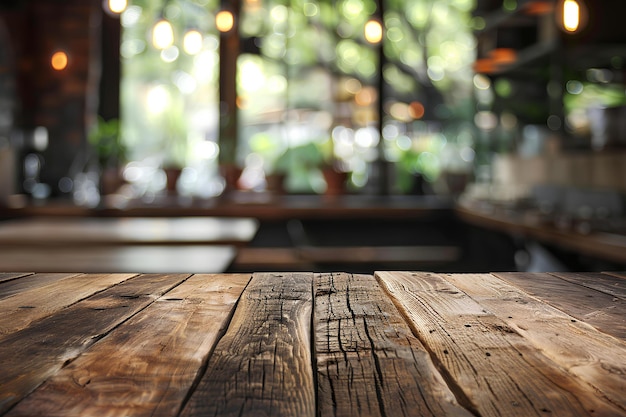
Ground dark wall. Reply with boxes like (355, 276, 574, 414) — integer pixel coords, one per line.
(0, 0, 106, 197)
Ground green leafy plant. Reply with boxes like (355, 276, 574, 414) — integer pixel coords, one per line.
(88, 116, 127, 168)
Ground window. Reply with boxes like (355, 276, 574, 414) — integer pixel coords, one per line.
(120, 0, 477, 196)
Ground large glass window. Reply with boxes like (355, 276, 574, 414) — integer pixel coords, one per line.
(120, 0, 477, 196)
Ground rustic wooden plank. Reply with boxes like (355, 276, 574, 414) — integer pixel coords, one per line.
(604, 271, 626, 280)
(0, 273, 190, 414)
(0, 273, 137, 335)
(444, 272, 626, 413)
(376, 271, 625, 417)
(0, 245, 236, 273)
(0, 273, 81, 301)
(0, 217, 259, 246)
(6, 274, 251, 417)
(0, 272, 33, 285)
(550, 272, 626, 300)
(180, 272, 315, 417)
(314, 272, 473, 417)
(495, 272, 626, 340)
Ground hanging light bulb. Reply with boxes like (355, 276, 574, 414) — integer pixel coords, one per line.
(183, 29, 203, 54)
(557, 0, 586, 33)
(364, 19, 383, 44)
(215, 10, 235, 33)
(563, 0, 580, 31)
(152, 18, 174, 49)
(103, 0, 127, 15)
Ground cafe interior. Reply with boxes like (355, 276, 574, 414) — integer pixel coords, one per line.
(0, 0, 625, 275)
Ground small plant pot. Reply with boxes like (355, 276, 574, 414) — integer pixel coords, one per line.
(322, 168, 348, 196)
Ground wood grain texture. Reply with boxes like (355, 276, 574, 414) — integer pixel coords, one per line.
(443, 272, 626, 413)
(0, 273, 190, 414)
(550, 272, 626, 300)
(0, 272, 78, 300)
(495, 272, 626, 340)
(604, 271, 626, 280)
(0, 245, 236, 273)
(314, 272, 473, 417)
(181, 272, 315, 417)
(0, 272, 33, 285)
(6, 274, 251, 417)
(376, 271, 624, 417)
(0, 273, 137, 335)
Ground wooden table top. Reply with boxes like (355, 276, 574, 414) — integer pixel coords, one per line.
(1, 271, 624, 416)
(0, 217, 259, 246)
(0, 217, 258, 273)
(456, 202, 626, 265)
(0, 194, 453, 220)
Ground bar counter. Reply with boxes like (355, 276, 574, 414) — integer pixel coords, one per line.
(1, 271, 624, 416)
(0, 194, 454, 220)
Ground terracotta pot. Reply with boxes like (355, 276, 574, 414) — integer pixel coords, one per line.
(163, 167, 182, 193)
(100, 166, 125, 196)
(265, 173, 286, 194)
(322, 168, 348, 196)
(220, 164, 242, 193)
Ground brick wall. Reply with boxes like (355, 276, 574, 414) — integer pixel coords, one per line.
(0, 0, 102, 197)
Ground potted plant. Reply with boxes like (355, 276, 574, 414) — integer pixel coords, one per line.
(159, 110, 189, 193)
(249, 132, 288, 193)
(88, 116, 127, 195)
(316, 136, 350, 196)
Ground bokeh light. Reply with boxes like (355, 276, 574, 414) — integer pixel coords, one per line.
(51, 51, 68, 71)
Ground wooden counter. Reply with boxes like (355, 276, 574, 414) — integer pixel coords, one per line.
(1, 271, 624, 416)
(0, 194, 453, 220)
(0, 217, 259, 273)
(456, 202, 626, 265)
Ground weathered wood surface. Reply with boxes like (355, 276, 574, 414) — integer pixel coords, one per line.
(0, 271, 625, 417)
(180, 272, 316, 417)
(0, 273, 137, 335)
(551, 271, 626, 300)
(495, 272, 626, 340)
(0, 273, 190, 414)
(314, 272, 472, 417)
(0, 272, 77, 301)
(0, 273, 32, 285)
(376, 271, 625, 417)
(444, 272, 626, 412)
(6, 274, 251, 417)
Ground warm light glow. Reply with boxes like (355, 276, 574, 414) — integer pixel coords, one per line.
(563, 0, 580, 32)
(408, 101, 425, 119)
(354, 87, 377, 106)
(364, 19, 383, 44)
(183, 29, 203, 55)
(152, 19, 174, 49)
(51, 51, 68, 71)
(216, 10, 235, 33)
(473, 58, 495, 74)
(490, 48, 517, 65)
(146, 85, 170, 114)
(105, 0, 127, 14)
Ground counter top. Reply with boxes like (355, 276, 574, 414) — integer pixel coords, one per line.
(1, 270, 624, 416)
(0, 194, 454, 220)
(456, 200, 626, 265)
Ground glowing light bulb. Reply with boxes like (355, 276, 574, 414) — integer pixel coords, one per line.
(51, 51, 68, 71)
(183, 29, 203, 55)
(563, 0, 580, 32)
(152, 19, 174, 49)
(105, 0, 127, 14)
(215, 10, 235, 33)
(364, 19, 383, 44)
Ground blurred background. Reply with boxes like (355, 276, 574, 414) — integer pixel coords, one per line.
(0, 0, 625, 273)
